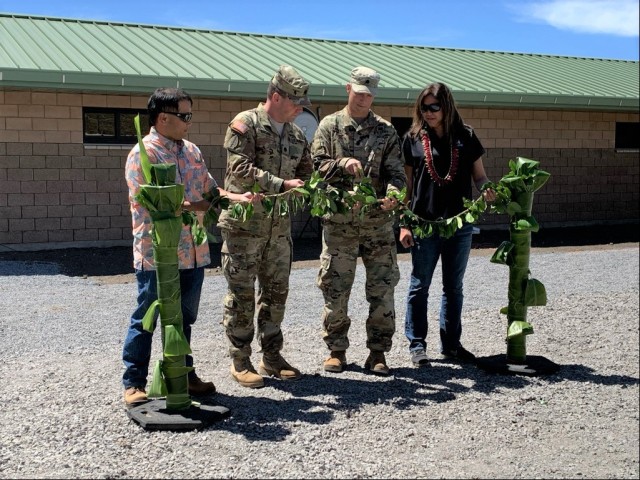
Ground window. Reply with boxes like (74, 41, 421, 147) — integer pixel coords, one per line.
(615, 122, 639, 150)
(83, 107, 150, 144)
(391, 117, 412, 140)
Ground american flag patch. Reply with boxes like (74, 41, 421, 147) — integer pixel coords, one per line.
(230, 120, 249, 134)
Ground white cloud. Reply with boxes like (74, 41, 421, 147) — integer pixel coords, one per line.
(511, 0, 639, 37)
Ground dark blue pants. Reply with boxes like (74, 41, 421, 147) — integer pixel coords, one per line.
(122, 267, 204, 389)
(404, 224, 473, 354)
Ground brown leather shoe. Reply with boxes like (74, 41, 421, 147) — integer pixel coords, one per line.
(323, 351, 347, 373)
(364, 351, 390, 376)
(124, 386, 147, 405)
(259, 354, 301, 380)
(230, 358, 264, 388)
(188, 374, 217, 396)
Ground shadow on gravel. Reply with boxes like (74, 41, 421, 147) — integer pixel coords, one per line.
(202, 360, 639, 441)
(0, 223, 637, 277)
(544, 364, 640, 387)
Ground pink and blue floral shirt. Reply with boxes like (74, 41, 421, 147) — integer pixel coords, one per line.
(125, 127, 218, 270)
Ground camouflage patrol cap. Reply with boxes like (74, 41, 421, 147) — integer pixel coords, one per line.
(271, 65, 311, 106)
(349, 66, 380, 96)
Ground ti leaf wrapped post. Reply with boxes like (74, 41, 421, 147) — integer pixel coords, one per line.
(133, 115, 192, 411)
(489, 157, 550, 364)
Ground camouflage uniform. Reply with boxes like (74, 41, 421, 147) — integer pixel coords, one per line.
(312, 106, 406, 353)
(219, 102, 313, 360)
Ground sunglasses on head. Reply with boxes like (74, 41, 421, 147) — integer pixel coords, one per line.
(420, 103, 441, 113)
(164, 111, 193, 123)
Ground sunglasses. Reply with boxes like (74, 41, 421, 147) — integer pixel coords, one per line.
(164, 111, 193, 123)
(420, 103, 441, 113)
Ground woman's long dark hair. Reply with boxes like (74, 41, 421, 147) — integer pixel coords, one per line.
(408, 82, 465, 141)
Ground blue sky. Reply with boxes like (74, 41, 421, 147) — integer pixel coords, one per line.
(1, 0, 638, 60)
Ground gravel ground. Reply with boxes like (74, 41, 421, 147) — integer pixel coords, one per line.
(0, 244, 638, 479)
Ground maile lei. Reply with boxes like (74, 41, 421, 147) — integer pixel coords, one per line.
(421, 130, 459, 186)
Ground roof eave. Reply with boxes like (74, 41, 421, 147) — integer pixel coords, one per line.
(449, 90, 640, 111)
(1, 70, 638, 112)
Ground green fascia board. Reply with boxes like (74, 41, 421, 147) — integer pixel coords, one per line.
(376, 88, 418, 101)
(308, 85, 349, 98)
(64, 72, 125, 86)
(450, 90, 639, 110)
(1, 69, 638, 111)
(1, 69, 64, 84)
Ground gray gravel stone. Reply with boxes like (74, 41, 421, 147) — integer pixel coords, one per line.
(0, 246, 638, 479)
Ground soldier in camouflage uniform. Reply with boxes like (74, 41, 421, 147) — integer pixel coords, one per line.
(218, 65, 314, 388)
(311, 66, 406, 376)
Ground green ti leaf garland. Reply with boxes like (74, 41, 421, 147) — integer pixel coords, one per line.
(221, 170, 498, 240)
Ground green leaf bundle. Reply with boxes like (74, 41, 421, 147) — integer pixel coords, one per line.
(489, 157, 550, 364)
(133, 114, 193, 410)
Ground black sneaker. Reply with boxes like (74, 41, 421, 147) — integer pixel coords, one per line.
(441, 345, 476, 363)
(411, 349, 431, 367)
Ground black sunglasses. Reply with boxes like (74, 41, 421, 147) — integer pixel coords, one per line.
(420, 103, 441, 113)
(164, 111, 193, 123)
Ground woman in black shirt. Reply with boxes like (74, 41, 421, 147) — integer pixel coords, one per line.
(399, 82, 496, 367)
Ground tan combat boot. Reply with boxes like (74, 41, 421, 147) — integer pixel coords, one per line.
(364, 351, 390, 376)
(230, 357, 264, 388)
(259, 353, 301, 380)
(124, 386, 147, 405)
(323, 351, 347, 373)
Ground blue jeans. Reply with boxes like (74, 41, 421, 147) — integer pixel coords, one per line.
(122, 267, 205, 389)
(404, 224, 473, 354)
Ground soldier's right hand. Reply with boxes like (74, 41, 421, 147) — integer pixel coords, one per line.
(344, 158, 363, 178)
(283, 179, 305, 192)
(241, 192, 263, 204)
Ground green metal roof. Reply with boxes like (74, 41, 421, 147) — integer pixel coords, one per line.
(1, 13, 638, 111)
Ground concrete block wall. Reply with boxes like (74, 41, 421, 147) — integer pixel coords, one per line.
(458, 107, 639, 228)
(0, 89, 638, 248)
